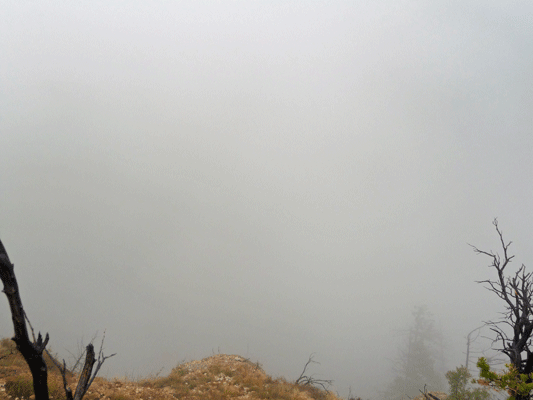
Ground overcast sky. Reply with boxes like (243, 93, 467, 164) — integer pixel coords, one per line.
(1, 1, 533, 398)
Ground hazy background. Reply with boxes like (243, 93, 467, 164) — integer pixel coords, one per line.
(1, 1, 532, 398)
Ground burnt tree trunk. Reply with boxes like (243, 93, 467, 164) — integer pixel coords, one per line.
(0, 239, 50, 400)
(72, 344, 95, 400)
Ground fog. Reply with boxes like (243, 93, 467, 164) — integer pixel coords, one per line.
(1, 1, 533, 398)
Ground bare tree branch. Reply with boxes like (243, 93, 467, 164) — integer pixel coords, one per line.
(88, 336, 116, 389)
(67, 333, 98, 374)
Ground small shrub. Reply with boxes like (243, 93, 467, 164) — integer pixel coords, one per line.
(108, 391, 133, 400)
(48, 374, 69, 400)
(447, 365, 490, 400)
(0, 338, 26, 368)
(146, 373, 183, 389)
(298, 383, 330, 400)
(5, 374, 34, 399)
(209, 364, 224, 375)
(4, 372, 68, 400)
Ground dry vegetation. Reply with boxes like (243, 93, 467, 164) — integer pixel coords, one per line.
(0, 339, 342, 400)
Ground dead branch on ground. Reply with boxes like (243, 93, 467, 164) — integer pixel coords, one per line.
(295, 353, 333, 391)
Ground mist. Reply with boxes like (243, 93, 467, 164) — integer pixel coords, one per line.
(1, 1, 533, 398)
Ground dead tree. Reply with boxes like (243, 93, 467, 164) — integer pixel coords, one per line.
(471, 219, 533, 400)
(0, 238, 114, 400)
(465, 325, 485, 371)
(295, 353, 333, 391)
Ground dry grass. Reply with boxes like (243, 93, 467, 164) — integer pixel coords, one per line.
(0, 338, 74, 400)
(146, 353, 339, 400)
(0, 339, 342, 400)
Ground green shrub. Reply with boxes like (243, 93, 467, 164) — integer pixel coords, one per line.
(446, 365, 490, 400)
(476, 357, 533, 400)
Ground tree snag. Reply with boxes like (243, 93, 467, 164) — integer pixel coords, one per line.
(295, 353, 333, 391)
(0, 238, 115, 400)
(0, 239, 50, 400)
(471, 219, 533, 400)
